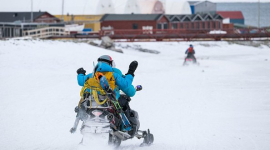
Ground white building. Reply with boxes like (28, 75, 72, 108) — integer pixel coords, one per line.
(97, 0, 191, 15)
(4, 0, 191, 15)
(113, 0, 141, 14)
(164, 0, 191, 14)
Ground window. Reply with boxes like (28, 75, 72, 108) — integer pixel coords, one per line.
(202, 22, 205, 29)
(180, 23, 183, 29)
(196, 22, 200, 29)
(157, 23, 162, 29)
(133, 24, 138, 29)
(164, 23, 168, 29)
(207, 22, 211, 29)
(172, 23, 178, 29)
(191, 23, 194, 29)
(15, 28, 20, 36)
(218, 21, 221, 29)
(213, 22, 216, 29)
(142, 26, 153, 34)
(186, 23, 189, 29)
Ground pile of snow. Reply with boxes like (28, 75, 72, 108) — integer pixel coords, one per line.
(209, 30, 227, 34)
(0, 39, 270, 150)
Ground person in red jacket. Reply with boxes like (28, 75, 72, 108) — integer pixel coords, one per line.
(185, 44, 196, 63)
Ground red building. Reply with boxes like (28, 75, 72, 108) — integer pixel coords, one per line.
(100, 14, 169, 30)
(100, 13, 223, 31)
(216, 11, 244, 25)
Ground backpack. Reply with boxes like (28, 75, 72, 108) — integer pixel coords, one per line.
(79, 71, 116, 108)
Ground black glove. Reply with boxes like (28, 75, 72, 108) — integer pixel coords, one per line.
(126, 61, 138, 77)
(77, 68, 86, 75)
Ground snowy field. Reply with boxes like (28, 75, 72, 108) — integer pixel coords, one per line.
(0, 39, 270, 150)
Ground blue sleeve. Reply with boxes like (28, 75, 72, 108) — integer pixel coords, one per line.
(112, 68, 123, 76)
(77, 73, 92, 86)
(193, 50, 195, 54)
(113, 73, 136, 97)
(185, 49, 188, 54)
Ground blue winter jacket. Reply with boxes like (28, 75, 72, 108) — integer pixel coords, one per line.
(77, 62, 136, 99)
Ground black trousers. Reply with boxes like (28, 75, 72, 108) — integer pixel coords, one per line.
(118, 95, 140, 137)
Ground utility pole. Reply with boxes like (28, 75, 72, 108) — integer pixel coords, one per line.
(61, 0, 65, 22)
(31, 0, 33, 22)
(258, 0, 260, 28)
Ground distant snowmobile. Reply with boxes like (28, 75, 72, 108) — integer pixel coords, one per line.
(183, 57, 197, 66)
(70, 76, 154, 147)
(184, 44, 199, 66)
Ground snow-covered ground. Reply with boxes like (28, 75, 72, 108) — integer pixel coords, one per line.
(0, 39, 270, 150)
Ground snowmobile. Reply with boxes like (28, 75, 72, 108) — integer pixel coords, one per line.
(70, 76, 154, 147)
(183, 55, 198, 66)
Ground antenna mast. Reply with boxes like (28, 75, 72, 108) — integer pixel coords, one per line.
(31, 0, 33, 22)
(61, 0, 65, 22)
(258, 0, 260, 28)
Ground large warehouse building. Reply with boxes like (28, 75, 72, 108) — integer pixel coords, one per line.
(54, 0, 191, 15)
(93, 0, 191, 14)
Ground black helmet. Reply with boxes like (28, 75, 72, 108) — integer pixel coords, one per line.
(97, 55, 113, 66)
(189, 44, 193, 47)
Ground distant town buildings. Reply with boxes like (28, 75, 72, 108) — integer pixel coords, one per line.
(0, 0, 250, 39)
(0, 12, 64, 38)
(0, 12, 60, 23)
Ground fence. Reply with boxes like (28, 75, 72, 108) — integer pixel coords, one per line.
(49, 28, 270, 41)
(23, 27, 69, 39)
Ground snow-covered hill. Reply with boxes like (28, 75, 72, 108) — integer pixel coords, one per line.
(0, 39, 270, 150)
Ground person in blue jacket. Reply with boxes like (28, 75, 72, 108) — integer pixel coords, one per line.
(76, 55, 139, 99)
(75, 55, 142, 137)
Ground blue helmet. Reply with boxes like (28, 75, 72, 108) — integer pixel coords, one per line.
(189, 44, 193, 48)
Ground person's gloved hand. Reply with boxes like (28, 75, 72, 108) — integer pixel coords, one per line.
(135, 85, 142, 91)
(74, 106, 79, 113)
(126, 61, 138, 77)
(77, 68, 86, 75)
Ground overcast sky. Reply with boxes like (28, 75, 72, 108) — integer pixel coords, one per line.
(0, 0, 269, 15)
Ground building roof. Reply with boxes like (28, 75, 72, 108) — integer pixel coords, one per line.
(0, 12, 59, 23)
(188, 1, 199, 5)
(216, 11, 244, 19)
(100, 14, 163, 21)
(193, 0, 215, 6)
(188, 0, 215, 6)
(169, 13, 222, 22)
